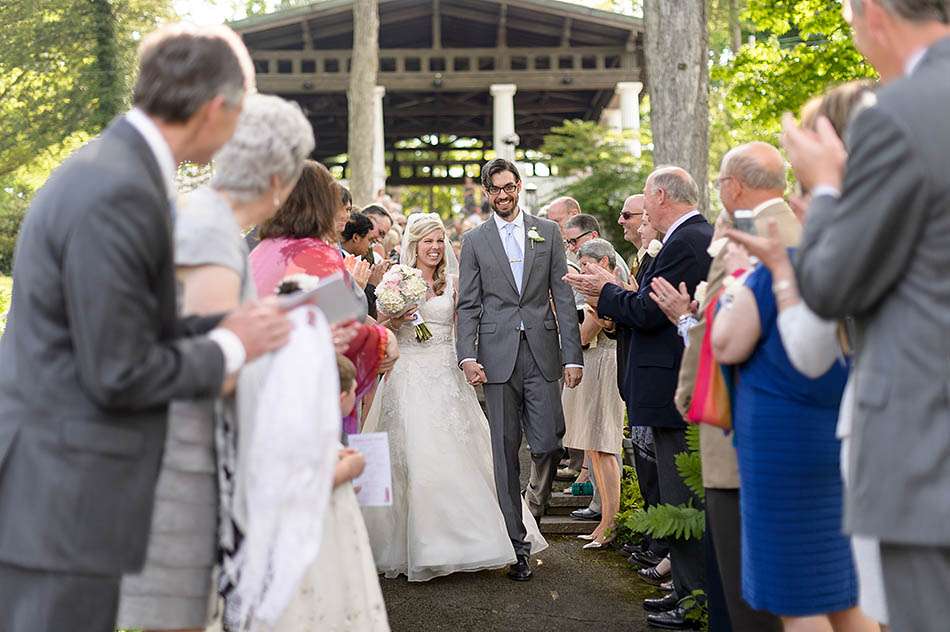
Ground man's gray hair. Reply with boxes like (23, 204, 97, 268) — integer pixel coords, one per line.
(565, 213, 601, 234)
(212, 94, 315, 201)
(850, 0, 948, 23)
(133, 23, 255, 122)
(648, 166, 700, 206)
(578, 238, 617, 269)
(721, 143, 787, 191)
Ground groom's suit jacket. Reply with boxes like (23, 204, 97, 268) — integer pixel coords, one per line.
(0, 117, 226, 575)
(456, 211, 583, 383)
(795, 36, 950, 546)
(598, 215, 712, 429)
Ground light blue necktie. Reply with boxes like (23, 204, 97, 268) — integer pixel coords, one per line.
(504, 223, 524, 294)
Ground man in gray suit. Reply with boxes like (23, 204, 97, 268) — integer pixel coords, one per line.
(784, 3, 950, 629)
(457, 159, 583, 581)
(0, 24, 291, 630)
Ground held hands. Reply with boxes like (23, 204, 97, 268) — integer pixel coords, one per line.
(563, 366, 583, 389)
(219, 299, 292, 364)
(781, 113, 847, 193)
(461, 360, 488, 387)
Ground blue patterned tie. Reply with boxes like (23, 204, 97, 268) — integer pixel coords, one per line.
(504, 223, 524, 294)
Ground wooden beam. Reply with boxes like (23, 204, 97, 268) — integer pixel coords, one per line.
(496, 2, 507, 49)
(301, 19, 313, 49)
(432, 0, 441, 49)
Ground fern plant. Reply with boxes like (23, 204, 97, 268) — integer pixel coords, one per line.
(623, 424, 706, 542)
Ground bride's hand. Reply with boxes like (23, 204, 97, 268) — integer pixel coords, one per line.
(382, 307, 417, 331)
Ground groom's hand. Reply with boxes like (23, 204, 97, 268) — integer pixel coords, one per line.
(461, 360, 487, 387)
(563, 366, 583, 389)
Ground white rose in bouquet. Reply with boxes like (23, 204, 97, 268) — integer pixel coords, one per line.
(376, 265, 432, 341)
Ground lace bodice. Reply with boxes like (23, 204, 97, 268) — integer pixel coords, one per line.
(395, 276, 456, 348)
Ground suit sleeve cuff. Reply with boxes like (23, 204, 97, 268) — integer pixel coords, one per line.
(811, 184, 841, 199)
(208, 328, 246, 375)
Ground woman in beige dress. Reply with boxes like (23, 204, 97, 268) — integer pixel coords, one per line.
(561, 238, 626, 548)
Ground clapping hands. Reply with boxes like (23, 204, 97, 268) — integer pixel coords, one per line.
(344, 255, 372, 289)
(649, 277, 697, 325)
(563, 263, 619, 305)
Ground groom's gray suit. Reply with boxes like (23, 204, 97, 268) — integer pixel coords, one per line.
(457, 209, 582, 556)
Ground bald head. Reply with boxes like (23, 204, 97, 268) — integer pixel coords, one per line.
(622, 194, 645, 212)
(548, 196, 581, 233)
(718, 142, 787, 213)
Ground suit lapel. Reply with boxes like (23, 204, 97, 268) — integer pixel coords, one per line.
(520, 211, 538, 295)
(482, 217, 520, 295)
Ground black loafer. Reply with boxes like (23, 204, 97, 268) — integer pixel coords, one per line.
(507, 554, 533, 581)
(622, 542, 646, 556)
(646, 605, 697, 630)
(638, 564, 671, 586)
(643, 591, 679, 613)
(570, 508, 602, 521)
(628, 549, 664, 568)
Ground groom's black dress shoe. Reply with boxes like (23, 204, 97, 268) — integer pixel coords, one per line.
(643, 591, 679, 613)
(507, 554, 533, 581)
(638, 564, 671, 586)
(570, 508, 602, 521)
(646, 604, 697, 630)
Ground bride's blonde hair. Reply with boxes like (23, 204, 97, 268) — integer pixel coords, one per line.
(402, 216, 447, 296)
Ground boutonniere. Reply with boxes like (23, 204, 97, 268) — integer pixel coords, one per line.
(526, 227, 545, 247)
(647, 239, 663, 258)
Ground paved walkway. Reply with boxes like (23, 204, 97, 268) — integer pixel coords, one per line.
(379, 536, 659, 632)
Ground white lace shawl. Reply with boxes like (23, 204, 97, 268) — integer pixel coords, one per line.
(232, 306, 341, 626)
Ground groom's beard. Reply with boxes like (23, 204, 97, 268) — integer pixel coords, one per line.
(491, 194, 520, 219)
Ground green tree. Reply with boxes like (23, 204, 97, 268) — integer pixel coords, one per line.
(540, 120, 650, 260)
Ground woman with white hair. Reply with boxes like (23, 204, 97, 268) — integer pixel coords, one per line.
(361, 213, 547, 582)
(117, 93, 315, 632)
(562, 238, 626, 549)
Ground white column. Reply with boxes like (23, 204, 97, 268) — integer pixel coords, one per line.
(601, 107, 622, 132)
(490, 83, 518, 163)
(615, 81, 643, 157)
(372, 85, 386, 195)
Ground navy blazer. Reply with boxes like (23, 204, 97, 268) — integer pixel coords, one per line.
(598, 215, 713, 428)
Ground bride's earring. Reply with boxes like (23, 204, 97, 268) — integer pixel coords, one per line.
(273, 192, 281, 210)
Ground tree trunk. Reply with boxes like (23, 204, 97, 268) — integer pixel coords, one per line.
(729, 0, 742, 53)
(348, 0, 379, 207)
(90, 0, 122, 132)
(643, 0, 710, 212)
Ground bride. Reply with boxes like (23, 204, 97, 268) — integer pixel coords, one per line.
(362, 213, 547, 582)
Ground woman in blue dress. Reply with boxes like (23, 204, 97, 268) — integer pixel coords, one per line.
(711, 249, 876, 632)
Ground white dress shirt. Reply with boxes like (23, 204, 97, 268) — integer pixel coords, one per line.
(662, 209, 702, 244)
(125, 108, 246, 375)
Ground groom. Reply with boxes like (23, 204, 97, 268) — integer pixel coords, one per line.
(457, 158, 583, 581)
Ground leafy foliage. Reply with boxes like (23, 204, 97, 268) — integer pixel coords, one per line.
(0, 192, 27, 275)
(0, 285, 9, 338)
(624, 500, 706, 541)
(714, 0, 876, 137)
(540, 120, 651, 260)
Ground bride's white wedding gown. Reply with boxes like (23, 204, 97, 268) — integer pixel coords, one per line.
(362, 276, 547, 582)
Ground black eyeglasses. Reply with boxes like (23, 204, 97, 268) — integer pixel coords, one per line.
(620, 211, 643, 221)
(565, 231, 594, 247)
(486, 183, 518, 196)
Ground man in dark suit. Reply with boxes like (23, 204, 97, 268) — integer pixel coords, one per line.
(567, 166, 713, 629)
(784, 4, 950, 629)
(0, 24, 291, 630)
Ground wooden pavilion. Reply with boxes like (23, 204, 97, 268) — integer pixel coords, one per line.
(231, 0, 645, 187)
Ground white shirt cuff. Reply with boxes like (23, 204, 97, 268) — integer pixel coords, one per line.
(811, 185, 841, 199)
(208, 328, 247, 375)
(459, 358, 477, 368)
(565, 364, 583, 369)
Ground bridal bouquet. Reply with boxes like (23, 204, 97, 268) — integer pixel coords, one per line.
(376, 264, 432, 342)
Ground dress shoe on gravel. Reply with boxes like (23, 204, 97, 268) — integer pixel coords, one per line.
(646, 605, 697, 630)
(570, 508, 602, 521)
(628, 549, 664, 568)
(507, 554, 533, 581)
(621, 542, 646, 556)
(643, 591, 679, 613)
(638, 564, 672, 586)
